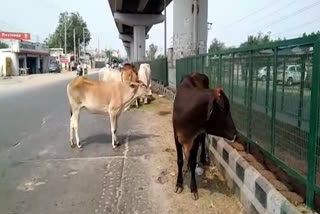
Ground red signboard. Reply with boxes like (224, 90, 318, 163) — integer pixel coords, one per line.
(61, 59, 69, 63)
(0, 32, 31, 41)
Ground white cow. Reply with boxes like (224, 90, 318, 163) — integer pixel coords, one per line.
(67, 76, 152, 149)
(99, 67, 121, 82)
(138, 63, 152, 104)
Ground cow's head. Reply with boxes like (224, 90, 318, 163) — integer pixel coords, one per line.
(191, 72, 209, 89)
(206, 87, 237, 141)
(123, 63, 138, 75)
(129, 81, 152, 97)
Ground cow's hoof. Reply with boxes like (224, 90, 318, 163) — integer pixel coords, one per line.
(70, 144, 76, 148)
(77, 144, 82, 149)
(175, 186, 183, 194)
(112, 144, 121, 149)
(191, 192, 199, 200)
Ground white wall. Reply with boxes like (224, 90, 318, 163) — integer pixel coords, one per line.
(0, 52, 19, 76)
(42, 56, 49, 73)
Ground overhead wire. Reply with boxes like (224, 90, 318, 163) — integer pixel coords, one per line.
(271, 18, 320, 38)
(250, 0, 320, 35)
(251, 0, 299, 25)
(223, 0, 279, 28)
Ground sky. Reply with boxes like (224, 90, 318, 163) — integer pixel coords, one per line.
(1, 0, 320, 57)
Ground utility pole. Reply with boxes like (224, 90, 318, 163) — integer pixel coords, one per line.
(193, 0, 199, 55)
(78, 38, 81, 62)
(73, 28, 76, 63)
(64, 15, 67, 55)
(98, 37, 100, 59)
(82, 27, 86, 60)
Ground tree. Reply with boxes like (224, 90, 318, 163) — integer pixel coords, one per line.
(157, 54, 165, 59)
(208, 38, 226, 53)
(105, 49, 112, 63)
(146, 44, 158, 60)
(45, 11, 91, 54)
(240, 32, 272, 48)
(302, 31, 320, 37)
(0, 41, 8, 49)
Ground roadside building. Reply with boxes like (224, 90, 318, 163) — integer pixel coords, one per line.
(49, 48, 63, 62)
(0, 40, 50, 76)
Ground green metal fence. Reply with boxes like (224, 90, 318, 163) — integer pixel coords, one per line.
(176, 35, 320, 209)
(134, 58, 168, 86)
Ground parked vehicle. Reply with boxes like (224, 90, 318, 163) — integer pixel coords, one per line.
(49, 61, 61, 73)
(276, 64, 306, 86)
(257, 66, 273, 81)
(76, 63, 83, 76)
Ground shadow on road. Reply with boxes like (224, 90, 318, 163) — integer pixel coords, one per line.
(81, 133, 159, 147)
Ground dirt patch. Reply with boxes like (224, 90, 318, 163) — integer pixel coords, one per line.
(158, 111, 171, 116)
(139, 97, 243, 214)
(234, 136, 315, 213)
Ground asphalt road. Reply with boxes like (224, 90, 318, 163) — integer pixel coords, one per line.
(0, 72, 161, 214)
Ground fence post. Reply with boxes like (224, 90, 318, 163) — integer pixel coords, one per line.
(297, 56, 305, 128)
(271, 48, 278, 155)
(307, 41, 320, 209)
(218, 54, 222, 84)
(247, 51, 253, 144)
(281, 59, 286, 111)
(265, 57, 271, 114)
(165, 57, 168, 86)
(231, 53, 234, 103)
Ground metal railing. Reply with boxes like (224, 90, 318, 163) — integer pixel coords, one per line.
(175, 35, 320, 209)
(134, 58, 168, 86)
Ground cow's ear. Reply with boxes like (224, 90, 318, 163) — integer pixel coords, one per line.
(213, 87, 222, 99)
(213, 87, 225, 110)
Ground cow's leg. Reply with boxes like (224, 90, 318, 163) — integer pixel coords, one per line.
(110, 112, 119, 149)
(197, 133, 209, 166)
(143, 96, 148, 104)
(136, 98, 139, 108)
(189, 139, 200, 200)
(71, 107, 82, 148)
(174, 135, 184, 194)
(69, 109, 76, 148)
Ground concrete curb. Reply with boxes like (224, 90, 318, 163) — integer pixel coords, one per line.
(152, 81, 302, 214)
(206, 136, 301, 214)
(151, 81, 175, 101)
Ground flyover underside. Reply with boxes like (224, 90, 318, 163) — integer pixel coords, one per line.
(108, 0, 172, 61)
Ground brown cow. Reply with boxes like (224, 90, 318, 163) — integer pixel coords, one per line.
(67, 76, 152, 149)
(173, 73, 237, 200)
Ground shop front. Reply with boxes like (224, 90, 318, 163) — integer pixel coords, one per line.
(0, 40, 50, 76)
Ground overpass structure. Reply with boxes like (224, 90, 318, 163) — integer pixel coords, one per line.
(108, 0, 172, 61)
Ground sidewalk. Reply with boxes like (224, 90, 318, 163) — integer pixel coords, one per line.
(0, 69, 100, 97)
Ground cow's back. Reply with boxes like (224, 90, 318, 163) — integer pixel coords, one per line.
(101, 68, 121, 82)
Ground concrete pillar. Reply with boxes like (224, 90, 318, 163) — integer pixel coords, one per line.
(133, 26, 146, 61)
(36, 56, 40, 73)
(173, 0, 208, 62)
(114, 13, 165, 61)
(130, 42, 134, 61)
